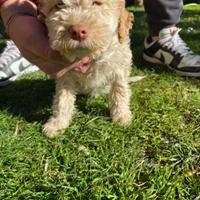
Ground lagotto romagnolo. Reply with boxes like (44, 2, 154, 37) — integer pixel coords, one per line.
(38, 0, 134, 138)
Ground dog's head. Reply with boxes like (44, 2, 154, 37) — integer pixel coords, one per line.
(38, 0, 133, 60)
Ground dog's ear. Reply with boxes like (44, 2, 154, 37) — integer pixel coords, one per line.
(118, 0, 134, 44)
(37, 0, 58, 17)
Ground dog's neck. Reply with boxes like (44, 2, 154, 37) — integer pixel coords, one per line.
(93, 32, 129, 63)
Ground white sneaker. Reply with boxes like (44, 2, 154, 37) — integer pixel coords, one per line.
(143, 27, 200, 77)
(0, 40, 38, 86)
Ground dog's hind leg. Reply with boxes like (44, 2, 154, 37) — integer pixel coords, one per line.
(43, 80, 76, 138)
(110, 79, 132, 126)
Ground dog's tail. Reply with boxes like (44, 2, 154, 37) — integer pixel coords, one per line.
(128, 76, 146, 83)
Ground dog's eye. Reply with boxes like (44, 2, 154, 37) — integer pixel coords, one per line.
(92, 0, 103, 6)
(55, 2, 65, 9)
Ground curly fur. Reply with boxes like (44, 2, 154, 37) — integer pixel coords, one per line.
(38, 0, 134, 138)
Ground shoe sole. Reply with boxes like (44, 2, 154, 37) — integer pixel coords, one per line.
(143, 53, 200, 77)
(0, 65, 39, 87)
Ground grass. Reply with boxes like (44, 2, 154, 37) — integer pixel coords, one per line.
(0, 5, 200, 200)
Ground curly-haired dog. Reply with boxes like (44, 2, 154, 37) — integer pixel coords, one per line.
(38, 0, 134, 138)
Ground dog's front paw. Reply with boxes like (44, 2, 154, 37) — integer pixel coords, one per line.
(43, 118, 67, 138)
(111, 110, 133, 126)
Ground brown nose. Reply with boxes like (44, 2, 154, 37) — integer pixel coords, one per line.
(68, 25, 88, 41)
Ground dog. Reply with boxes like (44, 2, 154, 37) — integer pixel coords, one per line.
(38, 0, 134, 138)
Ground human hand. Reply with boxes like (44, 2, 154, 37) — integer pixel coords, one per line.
(0, 0, 92, 78)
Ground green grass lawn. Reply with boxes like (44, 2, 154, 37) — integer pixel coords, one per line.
(0, 5, 200, 200)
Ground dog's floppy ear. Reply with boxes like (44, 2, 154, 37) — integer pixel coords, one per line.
(118, 0, 134, 44)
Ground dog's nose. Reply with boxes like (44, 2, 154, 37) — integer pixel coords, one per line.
(68, 25, 88, 41)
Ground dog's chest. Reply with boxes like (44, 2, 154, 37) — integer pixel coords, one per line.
(59, 43, 132, 95)
(68, 61, 114, 94)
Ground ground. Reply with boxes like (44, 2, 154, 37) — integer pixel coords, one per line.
(0, 4, 199, 200)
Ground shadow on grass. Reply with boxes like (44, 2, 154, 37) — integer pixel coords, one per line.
(75, 94, 110, 119)
(0, 79, 54, 123)
(0, 78, 109, 123)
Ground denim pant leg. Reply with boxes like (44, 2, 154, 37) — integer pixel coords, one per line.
(143, 0, 184, 36)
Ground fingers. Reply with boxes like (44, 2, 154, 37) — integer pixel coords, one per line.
(72, 57, 93, 74)
(0, 0, 37, 26)
(49, 57, 93, 78)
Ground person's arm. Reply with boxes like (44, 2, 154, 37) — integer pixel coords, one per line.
(0, 0, 92, 78)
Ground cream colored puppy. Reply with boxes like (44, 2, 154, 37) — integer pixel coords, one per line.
(38, 0, 133, 138)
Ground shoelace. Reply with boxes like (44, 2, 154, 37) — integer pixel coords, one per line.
(160, 28, 193, 57)
(0, 41, 21, 69)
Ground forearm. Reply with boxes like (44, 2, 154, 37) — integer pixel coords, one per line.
(0, 0, 37, 29)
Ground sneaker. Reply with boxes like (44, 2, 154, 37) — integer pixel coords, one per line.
(0, 40, 38, 86)
(143, 27, 200, 77)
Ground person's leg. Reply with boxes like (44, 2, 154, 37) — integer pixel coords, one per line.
(144, 0, 183, 37)
(143, 0, 200, 77)
(0, 40, 38, 86)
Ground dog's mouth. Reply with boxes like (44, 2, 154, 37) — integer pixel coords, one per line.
(58, 38, 109, 61)
(58, 45, 93, 62)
